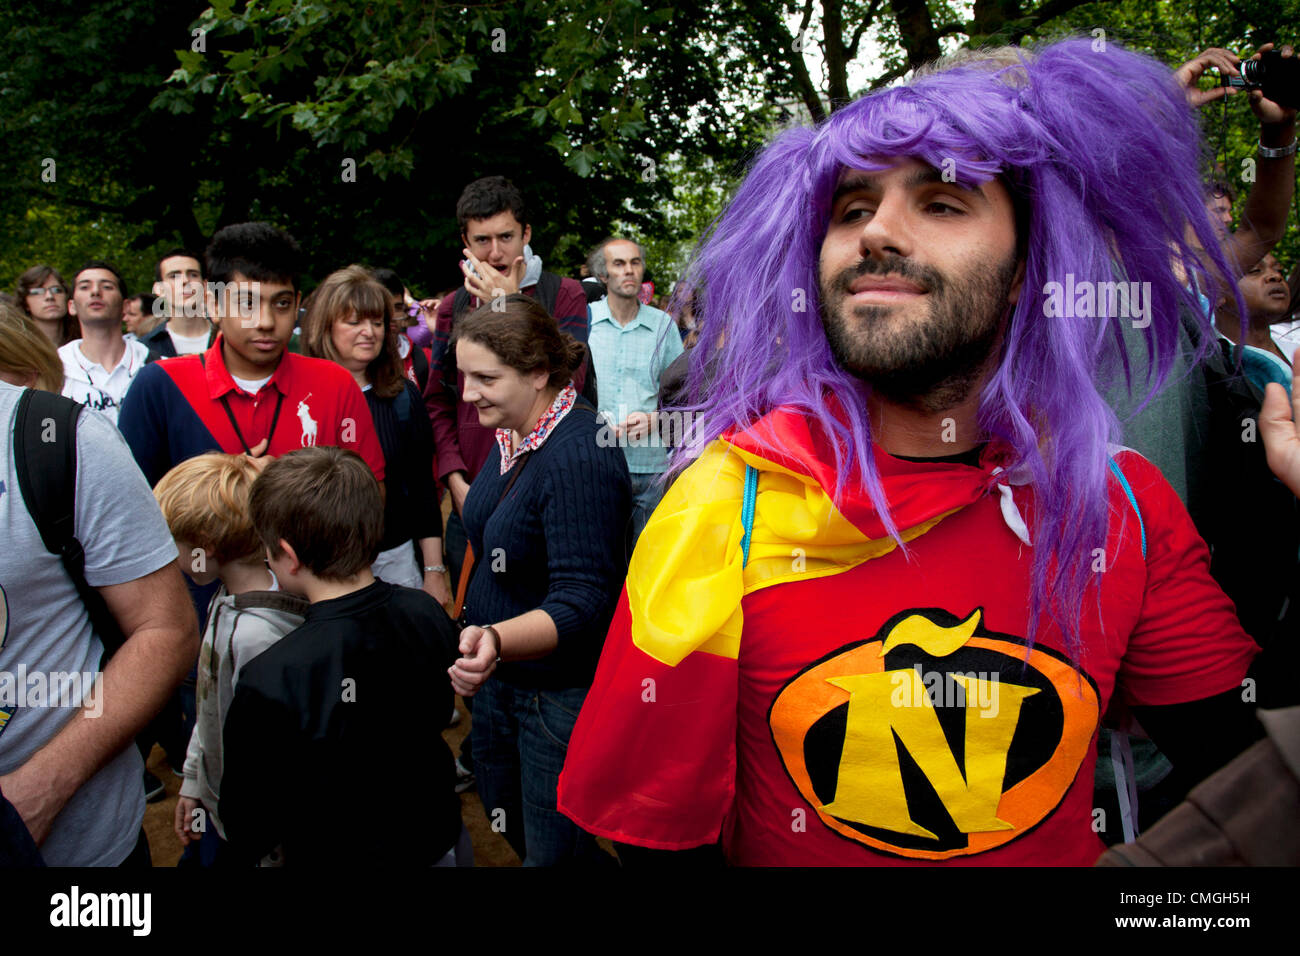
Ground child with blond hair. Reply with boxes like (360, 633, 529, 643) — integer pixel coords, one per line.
(153, 452, 307, 866)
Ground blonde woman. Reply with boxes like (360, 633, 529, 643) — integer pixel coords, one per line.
(0, 302, 64, 392)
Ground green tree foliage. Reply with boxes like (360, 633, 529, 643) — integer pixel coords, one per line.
(0, 1, 217, 293)
(0, 0, 1294, 295)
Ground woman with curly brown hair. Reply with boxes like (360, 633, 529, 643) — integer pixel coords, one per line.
(447, 293, 630, 866)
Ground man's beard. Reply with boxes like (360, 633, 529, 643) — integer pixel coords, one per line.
(818, 252, 1018, 414)
(74, 311, 124, 330)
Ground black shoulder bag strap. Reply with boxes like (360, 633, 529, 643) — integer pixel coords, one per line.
(453, 287, 471, 319)
(13, 389, 128, 660)
(535, 271, 562, 316)
(442, 290, 474, 395)
(455, 271, 560, 316)
(579, 342, 598, 407)
(410, 342, 430, 393)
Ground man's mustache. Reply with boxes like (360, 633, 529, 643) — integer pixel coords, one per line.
(833, 255, 943, 295)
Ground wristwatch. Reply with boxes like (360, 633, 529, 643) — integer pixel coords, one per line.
(424, 564, 447, 574)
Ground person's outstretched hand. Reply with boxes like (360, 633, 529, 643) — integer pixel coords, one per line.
(1260, 355, 1300, 498)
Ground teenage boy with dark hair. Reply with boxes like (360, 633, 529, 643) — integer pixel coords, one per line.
(143, 247, 216, 357)
(119, 222, 386, 779)
(119, 222, 385, 487)
(219, 446, 464, 866)
(423, 176, 591, 585)
(421, 177, 595, 790)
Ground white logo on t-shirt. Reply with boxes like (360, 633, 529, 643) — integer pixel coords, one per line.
(297, 395, 318, 447)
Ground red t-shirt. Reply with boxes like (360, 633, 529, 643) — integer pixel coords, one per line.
(559, 413, 1257, 865)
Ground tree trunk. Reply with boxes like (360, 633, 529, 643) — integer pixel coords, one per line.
(889, 0, 943, 70)
(823, 0, 851, 106)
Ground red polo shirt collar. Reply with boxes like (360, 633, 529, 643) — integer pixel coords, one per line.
(203, 333, 293, 400)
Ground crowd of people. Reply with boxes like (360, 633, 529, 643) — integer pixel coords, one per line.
(0, 35, 1298, 868)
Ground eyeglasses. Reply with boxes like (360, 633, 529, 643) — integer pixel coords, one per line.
(27, 286, 65, 298)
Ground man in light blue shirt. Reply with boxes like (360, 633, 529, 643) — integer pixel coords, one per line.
(587, 238, 684, 555)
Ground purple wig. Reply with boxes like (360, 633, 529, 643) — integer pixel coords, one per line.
(671, 38, 1239, 659)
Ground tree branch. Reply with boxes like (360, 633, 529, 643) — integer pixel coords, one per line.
(746, 2, 827, 122)
(846, 0, 885, 61)
(824, 0, 851, 104)
(1013, 0, 1115, 43)
(888, 0, 942, 71)
(797, 0, 816, 39)
(13, 189, 124, 216)
(867, 60, 912, 91)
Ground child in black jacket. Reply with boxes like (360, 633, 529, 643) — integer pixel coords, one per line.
(220, 446, 464, 866)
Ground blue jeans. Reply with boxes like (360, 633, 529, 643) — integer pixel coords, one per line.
(177, 819, 234, 868)
(627, 471, 665, 561)
(470, 678, 611, 867)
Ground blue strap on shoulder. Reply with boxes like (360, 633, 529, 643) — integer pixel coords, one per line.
(1105, 454, 1147, 841)
(1107, 457, 1146, 559)
(741, 464, 759, 568)
(740, 458, 1143, 564)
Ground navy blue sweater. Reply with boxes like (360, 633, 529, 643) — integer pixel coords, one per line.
(462, 398, 632, 689)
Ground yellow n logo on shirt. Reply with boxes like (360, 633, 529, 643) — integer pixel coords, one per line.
(821, 667, 1038, 838)
(769, 607, 1099, 859)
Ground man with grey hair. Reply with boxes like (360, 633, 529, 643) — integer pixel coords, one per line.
(581, 245, 607, 303)
(586, 237, 683, 556)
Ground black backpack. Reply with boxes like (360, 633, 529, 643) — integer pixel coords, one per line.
(1192, 324, 1300, 675)
(12, 389, 127, 661)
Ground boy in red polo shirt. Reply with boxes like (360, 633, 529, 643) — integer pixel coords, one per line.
(119, 223, 386, 782)
(120, 223, 385, 486)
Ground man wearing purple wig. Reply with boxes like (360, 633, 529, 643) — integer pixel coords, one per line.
(557, 38, 1276, 866)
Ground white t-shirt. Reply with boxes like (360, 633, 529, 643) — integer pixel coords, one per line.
(57, 338, 152, 427)
(231, 374, 273, 394)
(167, 327, 212, 356)
(1270, 319, 1300, 366)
